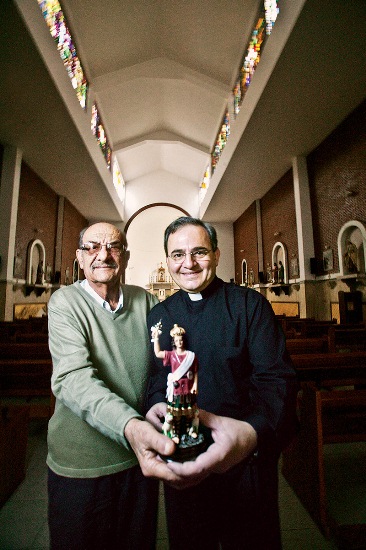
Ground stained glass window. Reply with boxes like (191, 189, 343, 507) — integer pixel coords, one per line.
(37, 0, 88, 109)
(91, 103, 112, 169)
(233, 1, 279, 117)
(211, 110, 230, 174)
(113, 157, 125, 203)
(199, 165, 210, 204)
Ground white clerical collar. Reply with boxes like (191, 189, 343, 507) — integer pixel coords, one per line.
(188, 292, 203, 301)
(80, 280, 123, 312)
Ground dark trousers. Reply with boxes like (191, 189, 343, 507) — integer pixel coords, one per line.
(164, 456, 282, 550)
(48, 465, 159, 550)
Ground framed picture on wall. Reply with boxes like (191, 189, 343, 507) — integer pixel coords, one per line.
(323, 248, 333, 271)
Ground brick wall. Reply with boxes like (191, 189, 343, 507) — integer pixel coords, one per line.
(61, 199, 87, 283)
(15, 163, 58, 280)
(308, 99, 366, 274)
(234, 202, 257, 284)
(261, 169, 298, 274)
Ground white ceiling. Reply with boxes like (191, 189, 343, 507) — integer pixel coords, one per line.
(1, 0, 365, 225)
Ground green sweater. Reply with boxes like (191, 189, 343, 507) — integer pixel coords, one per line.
(47, 282, 158, 478)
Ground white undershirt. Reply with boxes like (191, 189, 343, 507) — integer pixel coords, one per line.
(80, 279, 124, 312)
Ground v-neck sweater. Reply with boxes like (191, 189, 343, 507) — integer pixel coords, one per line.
(47, 282, 158, 478)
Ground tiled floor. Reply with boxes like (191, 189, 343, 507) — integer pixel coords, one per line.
(0, 419, 357, 549)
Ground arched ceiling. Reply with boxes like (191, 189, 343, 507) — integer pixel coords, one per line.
(1, 0, 365, 224)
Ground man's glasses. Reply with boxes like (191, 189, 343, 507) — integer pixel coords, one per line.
(168, 249, 212, 263)
(80, 242, 126, 256)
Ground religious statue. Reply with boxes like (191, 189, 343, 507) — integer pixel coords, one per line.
(151, 321, 205, 461)
(278, 261, 284, 284)
(344, 240, 357, 273)
(13, 253, 23, 279)
(45, 263, 52, 283)
(35, 261, 44, 284)
(290, 254, 299, 279)
(272, 263, 278, 284)
(266, 263, 272, 283)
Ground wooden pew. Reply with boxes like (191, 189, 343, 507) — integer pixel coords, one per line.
(0, 405, 30, 507)
(291, 351, 366, 386)
(0, 343, 51, 360)
(327, 325, 366, 353)
(14, 332, 49, 344)
(0, 340, 53, 418)
(282, 379, 366, 547)
(0, 320, 70, 420)
(286, 336, 329, 355)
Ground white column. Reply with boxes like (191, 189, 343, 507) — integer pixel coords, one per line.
(292, 156, 315, 280)
(54, 196, 65, 281)
(255, 199, 264, 275)
(0, 146, 22, 281)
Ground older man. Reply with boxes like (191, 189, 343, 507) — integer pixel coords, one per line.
(146, 216, 299, 550)
(47, 222, 176, 550)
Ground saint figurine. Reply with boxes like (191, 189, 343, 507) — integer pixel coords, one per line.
(151, 322, 205, 461)
(344, 240, 357, 273)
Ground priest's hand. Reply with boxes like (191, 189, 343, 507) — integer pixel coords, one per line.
(165, 410, 258, 489)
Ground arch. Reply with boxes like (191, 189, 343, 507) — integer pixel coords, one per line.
(27, 239, 46, 285)
(124, 203, 190, 234)
(272, 242, 288, 284)
(241, 259, 248, 286)
(337, 220, 366, 275)
(124, 205, 189, 288)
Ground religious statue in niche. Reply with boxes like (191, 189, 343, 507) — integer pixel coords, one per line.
(45, 264, 52, 283)
(266, 263, 272, 283)
(35, 261, 44, 284)
(344, 240, 358, 273)
(13, 252, 23, 279)
(290, 254, 299, 279)
(151, 321, 205, 462)
(278, 261, 284, 284)
(272, 263, 278, 284)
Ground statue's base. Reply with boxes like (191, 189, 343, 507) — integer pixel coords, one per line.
(161, 433, 206, 463)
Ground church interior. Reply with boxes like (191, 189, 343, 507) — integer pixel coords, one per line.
(0, 0, 365, 548)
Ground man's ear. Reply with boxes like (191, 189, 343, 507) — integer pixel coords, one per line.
(215, 248, 221, 266)
(123, 250, 130, 267)
(76, 249, 84, 270)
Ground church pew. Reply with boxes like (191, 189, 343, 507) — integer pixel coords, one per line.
(282, 380, 366, 546)
(291, 351, 366, 385)
(0, 358, 53, 418)
(327, 325, 366, 353)
(280, 317, 337, 338)
(286, 336, 329, 354)
(13, 332, 49, 344)
(0, 342, 51, 360)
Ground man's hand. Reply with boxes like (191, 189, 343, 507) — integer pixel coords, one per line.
(145, 402, 167, 431)
(165, 410, 258, 488)
(124, 417, 180, 483)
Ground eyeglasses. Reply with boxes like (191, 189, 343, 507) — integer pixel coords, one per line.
(80, 242, 126, 256)
(168, 249, 212, 263)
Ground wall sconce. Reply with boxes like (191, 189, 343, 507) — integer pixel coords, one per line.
(274, 231, 281, 238)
